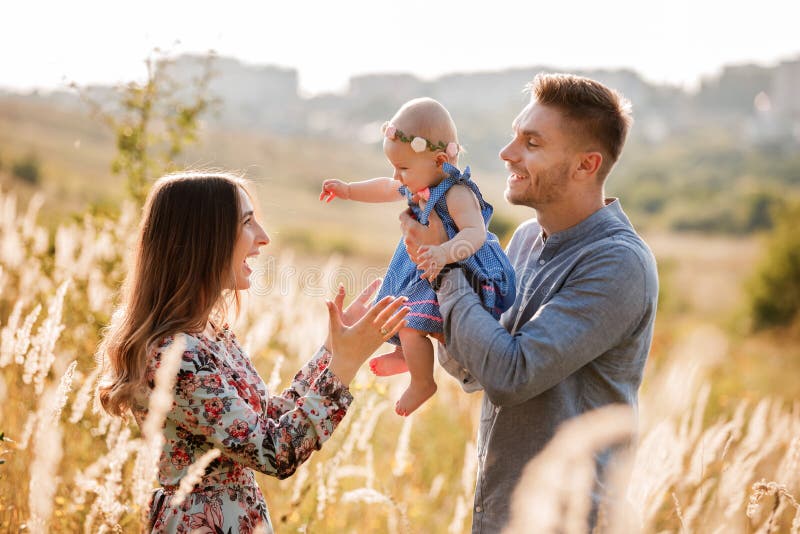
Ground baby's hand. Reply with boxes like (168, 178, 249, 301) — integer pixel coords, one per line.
(320, 179, 351, 202)
(417, 245, 448, 282)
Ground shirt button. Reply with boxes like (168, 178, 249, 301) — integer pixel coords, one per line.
(538, 259, 546, 265)
(475, 506, 483, 513)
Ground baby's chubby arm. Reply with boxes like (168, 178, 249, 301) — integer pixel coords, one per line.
(417, 184, 486, 281)
(320, 177, 405, 203)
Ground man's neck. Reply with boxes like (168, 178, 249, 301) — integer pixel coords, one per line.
(536, 193, 607, 237)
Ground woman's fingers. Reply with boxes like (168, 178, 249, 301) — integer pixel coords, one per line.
(371, 296, 409, 327)
(383, 317, 407, 340)
(340, 279, 384, 326)
(361, 295, 394, 322)
(326, 300, 343, 332)
(354, 278, 382, 306)
(334, 284, 346, 311)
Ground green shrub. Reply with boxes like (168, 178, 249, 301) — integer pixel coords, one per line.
(12, 153, 41, 185)
(747, 202, 800, 329)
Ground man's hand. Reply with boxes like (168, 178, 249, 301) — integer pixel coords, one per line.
(399, 209, 448, 265)
(320, 179, 351, 202)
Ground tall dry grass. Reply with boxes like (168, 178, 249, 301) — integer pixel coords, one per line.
(0, 188, 798, 533)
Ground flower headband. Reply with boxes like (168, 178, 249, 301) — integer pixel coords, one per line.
(381, 121, 459, 158)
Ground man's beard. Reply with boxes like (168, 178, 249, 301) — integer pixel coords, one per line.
(505, 161, 571, 208)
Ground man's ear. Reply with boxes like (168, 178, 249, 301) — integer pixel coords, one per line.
(576, 151, 603, 179)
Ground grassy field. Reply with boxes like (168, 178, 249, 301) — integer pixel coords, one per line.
(1, 95, 799, 532)
(1, 185, 799, 532)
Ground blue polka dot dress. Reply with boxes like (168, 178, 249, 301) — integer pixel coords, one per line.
(376, 163, 516, 343)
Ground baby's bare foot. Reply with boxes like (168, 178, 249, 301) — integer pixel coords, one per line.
(395, 381, 437, 416)
(369, 346, 408, 376)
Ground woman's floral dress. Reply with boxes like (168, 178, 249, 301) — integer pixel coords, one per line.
(131, 327, 353, 533)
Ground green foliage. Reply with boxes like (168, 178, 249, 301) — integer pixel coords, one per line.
(655, 258, 686, 316)
(611, 132, 800, 234)
(747, 202, 800, 329)
(11, 152, 41, 185)
(488, 211, 516, 246)
(76, 49, 217, 205)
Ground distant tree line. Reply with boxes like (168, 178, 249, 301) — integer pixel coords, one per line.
(610, 129, 800, 235)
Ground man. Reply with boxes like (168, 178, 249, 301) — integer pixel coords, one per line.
(400, 73, 659, 532)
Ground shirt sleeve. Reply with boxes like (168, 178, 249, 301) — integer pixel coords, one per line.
(167, 339, 353, 480)
(437, 243, 651, 407)
(267, 346, 331, 418)
(436, 342, 483, 393)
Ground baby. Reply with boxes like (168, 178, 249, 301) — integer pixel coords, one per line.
(320, 97, 515, 416)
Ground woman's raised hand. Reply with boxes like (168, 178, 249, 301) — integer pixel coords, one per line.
(324, 279, 381, 350)
(335, 278, 382, 326)
(326, 294, 409, 386)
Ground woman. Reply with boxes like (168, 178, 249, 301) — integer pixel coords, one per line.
(97, 171, 408, 533)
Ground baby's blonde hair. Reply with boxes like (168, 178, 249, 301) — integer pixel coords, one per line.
(390, 97, 459, 147)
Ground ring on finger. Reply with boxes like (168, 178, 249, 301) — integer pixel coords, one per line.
(380, 327, 389, 336)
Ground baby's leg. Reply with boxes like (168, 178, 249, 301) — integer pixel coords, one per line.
(395, 328, 437, 416)
(369, 345, 408, 376)
(369, 333, 444, 376)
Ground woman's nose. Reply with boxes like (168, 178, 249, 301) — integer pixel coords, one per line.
(258, 226, 270, 246)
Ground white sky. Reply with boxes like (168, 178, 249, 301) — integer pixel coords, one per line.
(3, 0, 798, 95)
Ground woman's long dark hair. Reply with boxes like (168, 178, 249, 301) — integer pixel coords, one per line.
(98, 171, 249, 416)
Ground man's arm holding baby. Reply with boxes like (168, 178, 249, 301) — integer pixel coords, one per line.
(320, 177, 404, 203)
(417, 185, 486, 281)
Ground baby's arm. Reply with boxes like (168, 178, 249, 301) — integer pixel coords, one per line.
(418, 184, 486, 281)
(320, 177, 404, 203)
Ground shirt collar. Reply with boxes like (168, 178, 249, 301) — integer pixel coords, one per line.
(545, 198, 630, 244)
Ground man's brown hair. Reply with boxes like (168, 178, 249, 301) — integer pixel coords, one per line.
(528, 73, 633, 180)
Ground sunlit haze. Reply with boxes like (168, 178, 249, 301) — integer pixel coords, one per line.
(3, 0, 799, 95)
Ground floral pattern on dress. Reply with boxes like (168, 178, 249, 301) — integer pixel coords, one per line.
(132, 327, 353, 533)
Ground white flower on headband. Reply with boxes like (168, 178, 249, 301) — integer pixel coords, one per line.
(382, 122, 459, 156)
(445, 142, 459, 158)
(410, 137, 427, 153)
